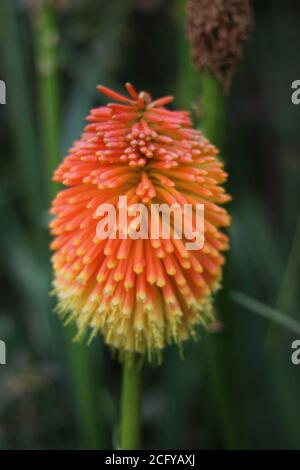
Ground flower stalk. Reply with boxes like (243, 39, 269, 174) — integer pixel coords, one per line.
(0, 0, 41, 224)
(200, 73, 225, 147)
(34, 0, 60, 202)
(120, 355, 142, 450)
(34, 0, 101, 449)
(200, 72, 245, 449)
(184, 0, 250, 446)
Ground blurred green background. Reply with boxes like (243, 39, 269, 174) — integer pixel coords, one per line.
(0, 0, 300, 450)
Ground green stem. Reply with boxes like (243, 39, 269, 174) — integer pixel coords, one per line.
(65, 330, 103, 450)
(34, 0, 101, 449)
(174, 0, 200, 108)
(268, 215, 300, 343)
(0, 0, 41, 223)
(120, 356, 142, 450)
(265, 215, 300, 448)
(175, 1, 244, 446)
(34, 1, 60, 201)
(200, 72, 225, 146)
(200, 73, 245, 449)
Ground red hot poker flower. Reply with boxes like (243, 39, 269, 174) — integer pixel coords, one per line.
(50, 83, 231, 359)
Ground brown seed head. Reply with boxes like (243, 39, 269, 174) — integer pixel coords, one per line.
(186, 0, 252, 91)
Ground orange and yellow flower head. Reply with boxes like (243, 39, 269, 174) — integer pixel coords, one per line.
(50, 83, 231, 359)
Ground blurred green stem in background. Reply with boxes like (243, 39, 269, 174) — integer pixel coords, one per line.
(120, 356, 142, 450)
(174, 0, 200, 108)
(0, 0, 41, 225)
(174, 0, 245, 448)
(65, 327, 103, 449)
(34, 0, 102, 449)
(200, 73, 245, 449)
(34, 0, 60, 202)
(268, 215, 300, 341)
(266, 215, 300, 448)
(200, 73, 225, 147)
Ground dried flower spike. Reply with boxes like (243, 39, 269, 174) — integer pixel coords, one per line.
(49, 83, 231, 359)
(186, 0, 252, 91)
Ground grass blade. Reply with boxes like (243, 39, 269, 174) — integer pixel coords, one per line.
(231, 290, 300, 335)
